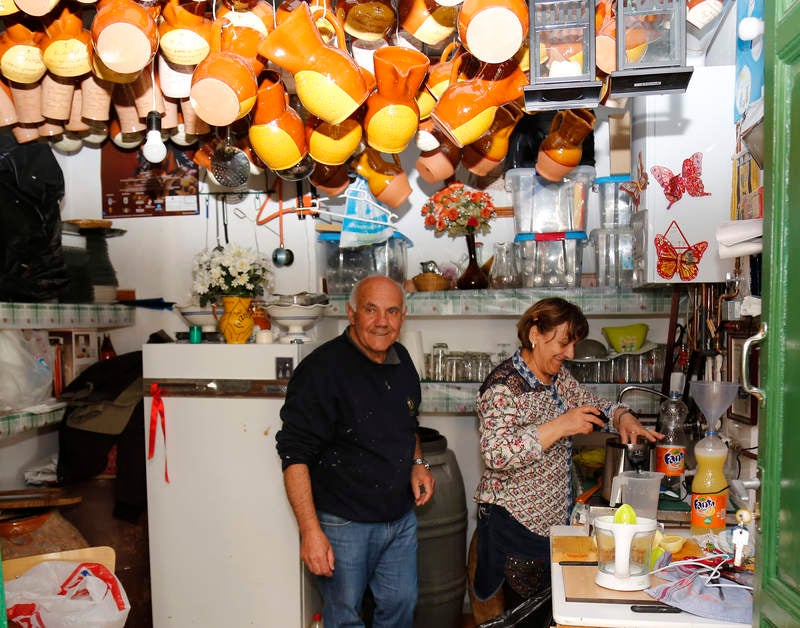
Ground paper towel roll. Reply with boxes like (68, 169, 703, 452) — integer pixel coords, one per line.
(399, 330, 425, 379)
(715, 219, 763, 246)
(718, 238, 762, 259)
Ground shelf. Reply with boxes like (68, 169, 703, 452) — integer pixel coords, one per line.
(0, 403, 66, 442)
(326, 287, 676, 318)
(0, 302, 135, 330)
(418, 381, 663, 417)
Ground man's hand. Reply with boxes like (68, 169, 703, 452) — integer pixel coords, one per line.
(411, 464, 435, 506)
(300, 527, 336, 577)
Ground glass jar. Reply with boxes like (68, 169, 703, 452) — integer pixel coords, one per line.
(431, 342, 448, 381)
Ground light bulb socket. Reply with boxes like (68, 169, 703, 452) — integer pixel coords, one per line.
(146, 111, 162, 133)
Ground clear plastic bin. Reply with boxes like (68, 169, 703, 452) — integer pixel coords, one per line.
(593, 175, 633, 227)
(590, 227, 634, 289)
(514, 232, 587, 288)
(505, 166, 594, 234)
(317, 232, 411, 294)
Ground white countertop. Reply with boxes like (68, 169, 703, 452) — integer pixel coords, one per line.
(550, 526, 750, 628)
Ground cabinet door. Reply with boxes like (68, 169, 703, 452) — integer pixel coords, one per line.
(755, 2, 800, 625)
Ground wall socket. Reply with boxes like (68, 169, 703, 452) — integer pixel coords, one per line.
(276, 357, 294, 379)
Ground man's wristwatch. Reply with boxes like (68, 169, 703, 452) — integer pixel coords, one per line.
(412, 457, 430, 471)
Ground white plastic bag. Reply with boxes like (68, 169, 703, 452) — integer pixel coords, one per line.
(0, 330, 52, 412)
(5, 561, 130, 628)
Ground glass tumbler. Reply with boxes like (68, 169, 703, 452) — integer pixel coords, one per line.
(432, 342, 448, 381)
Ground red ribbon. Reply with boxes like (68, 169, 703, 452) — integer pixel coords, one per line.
(148, 382, 169, 483)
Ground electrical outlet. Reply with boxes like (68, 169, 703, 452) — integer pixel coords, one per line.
(276, 357, 294, 379)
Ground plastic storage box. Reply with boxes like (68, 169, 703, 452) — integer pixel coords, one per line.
(317, 232, 411, 294)
(593, 175, 633, 227)
(505, 166, 594, 234)
(513, 232, 587, 288)
(590, 228, 634, 289)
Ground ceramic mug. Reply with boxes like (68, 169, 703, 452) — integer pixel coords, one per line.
(189, 50, 258, 127)
(398, 0, 458, 47)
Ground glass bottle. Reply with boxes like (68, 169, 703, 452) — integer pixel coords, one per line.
(100, 333, 117, 360)
(655, 392, 688, 494)
(490, 241, 520, 288)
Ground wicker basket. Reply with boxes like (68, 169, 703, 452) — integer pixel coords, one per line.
(413, 272, 451, 292)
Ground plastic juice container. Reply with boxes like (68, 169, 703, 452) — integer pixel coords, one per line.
(691, 430, 728, 534)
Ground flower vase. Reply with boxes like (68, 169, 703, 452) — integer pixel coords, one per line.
(217, 296, 255, 344)
(456, 233, 489, 290)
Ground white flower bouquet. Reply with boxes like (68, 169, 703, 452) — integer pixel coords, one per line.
(191, 244, 272, 306)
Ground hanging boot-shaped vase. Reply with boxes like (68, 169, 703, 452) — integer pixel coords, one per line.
(535, 108, 595, 182)
(364, 45, 429, 154)
(258, 3, 369, 125)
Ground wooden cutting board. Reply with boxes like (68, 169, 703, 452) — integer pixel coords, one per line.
(555, 535, 704, 605)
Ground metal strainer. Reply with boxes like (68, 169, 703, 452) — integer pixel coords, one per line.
(210, 127, 250, 189)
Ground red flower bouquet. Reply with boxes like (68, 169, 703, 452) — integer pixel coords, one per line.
(421, 183, 497, 237)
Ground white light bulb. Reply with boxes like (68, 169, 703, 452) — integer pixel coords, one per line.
(142, 111, 168, 163)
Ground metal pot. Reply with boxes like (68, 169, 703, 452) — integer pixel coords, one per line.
(601, 437, 653, 504)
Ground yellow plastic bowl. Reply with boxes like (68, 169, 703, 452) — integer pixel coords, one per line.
(602, 323, 648, 353)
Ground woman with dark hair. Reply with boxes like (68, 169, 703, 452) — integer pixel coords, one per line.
(470, 297, 662, 626)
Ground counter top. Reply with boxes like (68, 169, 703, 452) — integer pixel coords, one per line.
(550, 526, 750, 628)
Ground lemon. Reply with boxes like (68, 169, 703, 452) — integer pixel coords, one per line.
(660, 534, 686, 553)
(650, 545, 665, 569)
(614, 503, 637, 524)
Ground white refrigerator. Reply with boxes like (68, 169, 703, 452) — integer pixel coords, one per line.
(143, 343, 320, 627)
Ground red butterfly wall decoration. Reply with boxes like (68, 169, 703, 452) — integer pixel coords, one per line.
(654, 220, 708, 281)
(650, 151, 710, 209)
(620, 151, 648, 210)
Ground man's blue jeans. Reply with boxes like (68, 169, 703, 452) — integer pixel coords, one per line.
(316, 509, 418, 628)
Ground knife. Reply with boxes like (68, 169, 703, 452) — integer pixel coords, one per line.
(630, 605, 682, 613)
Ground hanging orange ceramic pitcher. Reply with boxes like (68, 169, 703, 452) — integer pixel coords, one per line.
(258, 3, 369, 125)
(461, 103, 523, 176)
(431, 58, 528, 148)
(306, 113, 363, 166)
(364, 46, 429, 154)
(248, 71, 308, 172)
(215, 296, 255, 344)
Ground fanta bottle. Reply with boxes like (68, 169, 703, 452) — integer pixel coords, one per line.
(655, 392, 688, 494)
(691, 430, 729, 535)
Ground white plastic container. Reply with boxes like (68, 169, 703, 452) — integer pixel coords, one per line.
(593, 175, 633, 228)
(513, 232, 587, 288)
(505, 166, 594, 234)
(317, 232, 411, 294)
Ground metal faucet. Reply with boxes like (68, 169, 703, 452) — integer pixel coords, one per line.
(729, 478, 761, 509)
(617, 385, 671, 404)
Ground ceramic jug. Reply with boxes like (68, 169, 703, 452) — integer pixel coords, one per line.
(260, 4, 368, 125)
(130, 63, 165, 118)
(276, 0, 337, 43)
(40, 8, 92, 78)
(159, 0, 213, 66)
(13, 0, 58, 17)
(80, 73, 113, 121)
(306, 114, 363, 166)
(414, 119, 461, 184)
(179, 97, 210, 135)
(0, 79, 18, 127)
(9, 81, 44, 124)
(461, 103, 523, 176)
(431, 58, 528, 148)
(310, 161, 351, 196)
(398, 0, 458, 47)
(353, 147, 412, 208)
(0, 24, 46, 84)
(337, 0, 395, 42)
(457, 0, 528, 63)
(91, 0, 159, 75)
(40, 73, 75, 121)
(415, 41, 461, 120)
(112, 83, 146, 133)
(90, 48, 141, 84)
(215, 296, 255, 344)
(364, 46, 429, 154)
(248, 71, 309, 172)
(216, 0, 274, 36)
(190, 47, 258, 127)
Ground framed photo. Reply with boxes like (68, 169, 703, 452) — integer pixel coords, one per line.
(726, 329, 760, 425)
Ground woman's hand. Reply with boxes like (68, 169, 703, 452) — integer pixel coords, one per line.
(539, 405, 606, 448)
(615, 410, 664, 444)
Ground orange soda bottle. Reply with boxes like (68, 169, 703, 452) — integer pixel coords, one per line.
(691, 429, 728, 534)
